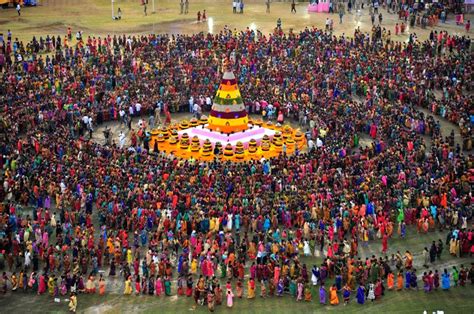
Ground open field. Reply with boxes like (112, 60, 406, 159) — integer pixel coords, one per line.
(0, 0, 472, 42)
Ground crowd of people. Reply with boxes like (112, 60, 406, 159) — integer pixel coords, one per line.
(0, 15, 473, 312)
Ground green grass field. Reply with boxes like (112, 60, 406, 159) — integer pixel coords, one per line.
(0, 0, 470, 42)
(0, 279, 473, 313)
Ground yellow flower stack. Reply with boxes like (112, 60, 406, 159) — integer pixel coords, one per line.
(234, 141, 245, 160)
(223, 143, 234, 160)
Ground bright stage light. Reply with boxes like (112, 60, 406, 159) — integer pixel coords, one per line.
(208, 17, 214, 34)
(250, 22, 257, 32)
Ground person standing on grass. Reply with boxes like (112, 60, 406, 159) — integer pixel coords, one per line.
(227, 289, 234, 307)
(180, 0, 184, 14)
(441, 269, 450, 290)
(68, 292, 77, 312)
(367, 282, 375, 301)
(452, 266, 459, 286)
(266, 0, 270, 13)
(185, 0, 189, 14)
(356, 284, 365, 304)
(144, 3, 147, 16)
(291, 0, 296, 13)
(154, 102, 162, 125)
(329, 284, 339, 305)
(342, 284, 351, 305)
(319, 284, 327, 304)
(382, 233, 388, 254)
(16, 3, 21, 16)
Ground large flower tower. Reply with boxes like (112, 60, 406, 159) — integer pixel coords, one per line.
(207, 66, 249, 133)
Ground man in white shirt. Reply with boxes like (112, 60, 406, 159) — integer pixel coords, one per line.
(24, 251, 31, 269)
(135, 102, 142, 115)
(316, 137, 323, 148)
(60, 181, 67, 193)
(205, 96, 212, 110)
(82, 115, 90, 126)
(193, 103, 200, 118)
(3, 180, 9, 195)
(119, 108, 126, 125)
(188, 96, 194, 113)
(119, 131, 126, 149)
(154, 103, 162, 125)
